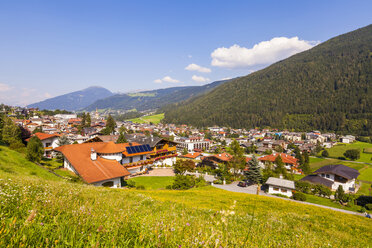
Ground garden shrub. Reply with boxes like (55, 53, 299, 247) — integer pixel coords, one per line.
(293, 192, 306, 201)
(170, 175, 207, 190)
(126, 180, 136, 188)
(364, 203, 372, 210)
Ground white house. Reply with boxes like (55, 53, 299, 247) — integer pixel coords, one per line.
(266, 177, 295, 197)
(26, 132, 61, 158)
(301, 164, 360, 193)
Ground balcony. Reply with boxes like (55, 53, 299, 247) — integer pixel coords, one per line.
(44, 146, 53, 151)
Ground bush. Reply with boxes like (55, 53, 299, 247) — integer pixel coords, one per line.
(170, 175, 207, 190)
(126, 180, 136, 188)
(293, 192, 306, 201)
(338, 156, 346, 160)
(321, 150, 329, 157)
(343, 149, 360, 160)
(295, 181, 312, 194)
(364, 203, 372, 210)
(136, 185, 145, 190)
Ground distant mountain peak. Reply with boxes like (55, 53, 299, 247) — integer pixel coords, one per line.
(27, 86, 113, 111)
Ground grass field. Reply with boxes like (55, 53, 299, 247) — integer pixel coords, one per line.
(358, 167, 372, 182)
(128, 113, 164, 124)
(1, 146, 372, 247)
(325, 141, 372, 163)
(127, 176, 174, 189)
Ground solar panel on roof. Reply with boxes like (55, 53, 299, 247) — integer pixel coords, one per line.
(145, 144, 151, 151)
(138, 145, 144, 153)
(135, 146, 141, 153)
(127, 147, 133, 154)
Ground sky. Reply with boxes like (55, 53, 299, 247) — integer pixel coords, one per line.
(0, 0, 372, 106)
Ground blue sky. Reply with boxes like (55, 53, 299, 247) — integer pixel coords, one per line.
(0, 0, 371, 106)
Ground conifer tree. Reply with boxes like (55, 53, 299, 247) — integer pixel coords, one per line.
(85, 113, 91, 127)
(116, 132, 127, 144)
(245, 155, 262, 184)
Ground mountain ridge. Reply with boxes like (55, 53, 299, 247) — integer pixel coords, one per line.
(27, 86, 113, 111)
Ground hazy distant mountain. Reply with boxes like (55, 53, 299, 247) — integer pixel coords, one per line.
(27, 86, 113, 111)
(163, 24, 372, 135)
(84, 80, 228, 111)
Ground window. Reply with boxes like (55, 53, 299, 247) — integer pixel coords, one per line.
(273, 187, 279, 191)
(281, 189, 287, 193)
(102, 181, 114, 187)
(321, 173, 325, 177)
(129, 157, 133, 163)
(326, 174, 330, 178)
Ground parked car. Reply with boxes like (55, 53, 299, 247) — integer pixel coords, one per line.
(238, 179, 254, 187)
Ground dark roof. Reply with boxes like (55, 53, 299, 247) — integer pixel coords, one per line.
(127, 136, 178, 148)
(300, 175, 333, 188)
(314, 164, 359, 180)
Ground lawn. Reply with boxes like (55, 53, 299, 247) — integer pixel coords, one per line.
(304, 193, 365, 213)
(128, 113, 164, 124)
(325, 141, 372, 163)
(309, 157, 339, 171)
(127, 176, 174, 189)
(358, 167, 372, 182)
(358, 182, 372, 195)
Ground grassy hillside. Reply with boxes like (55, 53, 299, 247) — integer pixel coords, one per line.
(0, 146, 62, 181)
(128, 113, 164, 124)
(163, 24, 372, 135)
(0, 177, 371, 247)
(324, 141, 372, 163)
(0, 147, 371, 247)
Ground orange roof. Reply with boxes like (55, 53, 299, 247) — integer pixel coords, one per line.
(259, 153, 297, 165)
(205, 153, 233, 162)
(181, 152, 201, 159)
(95, 141, 129, 154)
(26, 132, 60, 141)
(54, 142, 130, 184)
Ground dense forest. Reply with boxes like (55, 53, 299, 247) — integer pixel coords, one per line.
(163, 24, 372, 136)
(84, 80, 227, 111)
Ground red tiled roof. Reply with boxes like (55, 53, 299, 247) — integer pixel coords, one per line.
(54, 142, 131, 184)
(181, 152, 201, 159)
(259, 153, 297, 165)
(26, 132, 60, 142)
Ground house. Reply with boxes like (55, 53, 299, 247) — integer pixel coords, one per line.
(259, 153, 301, 174)
(201, 153, 233, 168)
(180, 152, 202, 160)
(26, 132, 61, 158)
(266, 177, 295, 197)
(176, 136, 210, 152)
(127, 136, 178, 166)
(54, 141, 154, 187)
(340, 135, 355, 144)
(301, 164, 360, 193)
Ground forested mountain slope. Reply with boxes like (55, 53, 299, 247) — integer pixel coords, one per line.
(163, 24, 372, 135)
(84, 80, 227, 111)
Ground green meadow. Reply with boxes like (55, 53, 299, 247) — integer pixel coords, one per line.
(0, 145, 371, 247)
(128, 113, 164, 124)
(324, 141, 372, 163)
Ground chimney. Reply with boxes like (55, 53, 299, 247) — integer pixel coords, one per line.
(129, 142, 133, 146)
(91, 148, 97, 161)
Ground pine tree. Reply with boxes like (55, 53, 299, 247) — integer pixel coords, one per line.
(104, 114, 116, 134)
(26, 136, 44, 163)
(85, 113, 91, 127)
(57, 135, 71, 146)
(245, 155, 262, 184)
(81, 112, 86, 127)
(116, 132, 127, 144)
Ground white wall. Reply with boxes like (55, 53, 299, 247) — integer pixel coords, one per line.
(122, 155, 142, 164)
(100, 153, 122, 161)
(268, 185, 293, 197)
(93, 177, 121, 188)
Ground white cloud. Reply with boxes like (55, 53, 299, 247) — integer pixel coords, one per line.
(192, 75, 210, 83)
(154, 76, 181, 84)
(185, 63, 211, 73)
(0, 84, 53, 106)
(211, 37, 319, 68)
(0, 83, 12, 92)
(188, 55, 192, 58)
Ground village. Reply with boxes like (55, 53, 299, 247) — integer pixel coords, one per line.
(1, 104, 368, 210)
